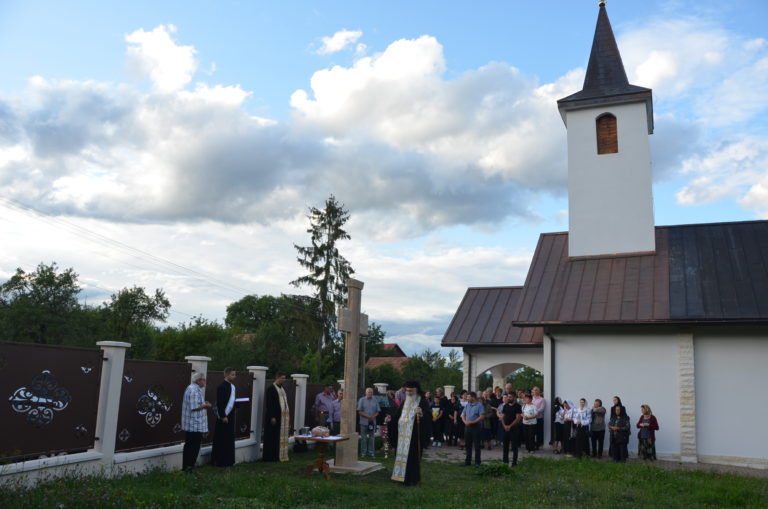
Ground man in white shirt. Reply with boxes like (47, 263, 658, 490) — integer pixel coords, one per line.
(181, 372, 211, 472)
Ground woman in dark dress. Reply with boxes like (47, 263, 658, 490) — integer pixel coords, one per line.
(562, 400, 574, 456)
(608, 405, 630, 462)
(636, 404, 659, 461)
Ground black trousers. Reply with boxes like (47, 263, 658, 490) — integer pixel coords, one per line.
(523, 425, 536, 452)
(574, 426, 589, 458)
(182, 431, 203, 469)
(464, 424, 482, 465)
(590, 429, 605, 457)
(502, 428, 519, 465)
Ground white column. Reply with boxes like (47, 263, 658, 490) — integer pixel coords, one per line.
(462, 351, 471, 391)
(185, 355, 211, 382)
(677, 332, 697, 463)
(291, 374, 309, 432)
(248, 366, 269, 459)
(337, 379, 345, 391)
(93, 341, 131, 467)
(373, 382, 388, 394)
(542, 333, 553, 452)
(443, 385, 455, 398)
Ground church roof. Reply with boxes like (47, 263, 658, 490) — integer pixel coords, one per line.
(513, 220, 768, 325)
(557, 3, 654, 133)
(441, 286, 544, 347)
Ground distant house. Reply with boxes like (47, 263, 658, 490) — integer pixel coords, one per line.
(366, 342, 409, 371)
(382, 343, 407, 357)
(442, 3, 768, 469)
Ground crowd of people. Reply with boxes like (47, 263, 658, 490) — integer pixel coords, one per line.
(180, 372, 660, 483)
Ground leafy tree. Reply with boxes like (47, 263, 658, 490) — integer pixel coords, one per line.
(365, 362, 402, 391)
(225, 294, 323, 378)
(155, 316, 229, 362)
(505, 366, 544, 393)
(364, 322, 387, 360)
(290, 195, 354, 378)
(0, 262, 81, 344)
(103, 286, 170, 358)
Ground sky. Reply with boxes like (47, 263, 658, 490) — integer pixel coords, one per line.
(1, 0, 767, 356)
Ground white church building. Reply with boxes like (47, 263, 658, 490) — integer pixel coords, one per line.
(442, 3, 768, 469)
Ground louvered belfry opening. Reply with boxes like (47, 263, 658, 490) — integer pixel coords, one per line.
(596, 113, 618, 154)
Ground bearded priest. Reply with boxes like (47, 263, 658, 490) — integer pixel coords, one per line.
(389, 380, 431, 486)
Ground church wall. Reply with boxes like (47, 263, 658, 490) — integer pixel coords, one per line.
(567, 102, 655, 257)
(551, 330, 681, 459)
(694, 333, 768, 468)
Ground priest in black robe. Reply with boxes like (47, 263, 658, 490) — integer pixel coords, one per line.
(389, 380, 431, 486)
(211, 368, 237, 466)
(263, 372, 290, 462)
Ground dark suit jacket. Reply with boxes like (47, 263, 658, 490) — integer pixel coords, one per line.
(216, 381, 235, 420)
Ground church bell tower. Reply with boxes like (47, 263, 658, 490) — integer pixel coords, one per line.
(557, 1, 655, 257)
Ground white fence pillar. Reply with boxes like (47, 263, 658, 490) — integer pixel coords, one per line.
(185, 355, 211, 382)
(248, 366, 268, 459)
(444, 385, 455, 398)
(291, 374, 309, 432)
(374, 382, 388, 394)
(337, 379, 345, 391)
(93, 341, 131, 467)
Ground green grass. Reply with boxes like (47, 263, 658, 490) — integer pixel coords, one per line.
(2, 453, 767, 508)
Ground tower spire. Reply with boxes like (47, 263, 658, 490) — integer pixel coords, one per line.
(557, 1, 653, 133)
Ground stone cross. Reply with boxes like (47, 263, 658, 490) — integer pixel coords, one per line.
(333, 278, 368, 468)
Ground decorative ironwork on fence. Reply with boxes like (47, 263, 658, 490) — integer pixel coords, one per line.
(115, 359, 190, 452)
(1, 341, 103, 462)
(204, 371, 253, 443)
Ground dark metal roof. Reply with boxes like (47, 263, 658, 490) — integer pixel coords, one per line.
(557, 3, 654, 133)
(441, 286, 543, 346)
(513, 220, 768, 325)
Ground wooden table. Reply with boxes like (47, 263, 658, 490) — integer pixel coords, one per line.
(293, 435, 350, 480)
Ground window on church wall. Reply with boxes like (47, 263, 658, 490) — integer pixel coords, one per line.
(596, 113, 618, 154)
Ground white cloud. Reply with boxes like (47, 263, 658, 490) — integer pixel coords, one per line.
(316, 29, 363, 55)
(676, 135, 768, 213)
(125, 24, 197, 92)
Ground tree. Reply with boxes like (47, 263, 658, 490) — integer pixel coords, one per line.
(290, 195, 354, 378)
(0, 262, 81, 344)
(505, 366, 544, 393)
(103, 286, 170, 358)
(225, 294, 323, 378)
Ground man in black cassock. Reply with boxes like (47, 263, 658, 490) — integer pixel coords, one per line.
(263, 372, 289, 462)
(211, 368, 237, 466)
(389, 380, 431, 486)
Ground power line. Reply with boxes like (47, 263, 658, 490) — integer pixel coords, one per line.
(0, 196, 256, 301)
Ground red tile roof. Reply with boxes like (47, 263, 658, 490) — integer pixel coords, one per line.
(365, 356, 409, 370)
(382, 343, 407, 357)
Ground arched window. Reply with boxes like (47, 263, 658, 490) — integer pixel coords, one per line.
(596, 113, 618, 154)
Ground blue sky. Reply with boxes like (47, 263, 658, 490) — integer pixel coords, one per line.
(1, 0, 767, 355)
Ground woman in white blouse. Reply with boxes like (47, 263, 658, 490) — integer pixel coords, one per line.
(572, 398, 592, 459)
(521, 393, 538, 453)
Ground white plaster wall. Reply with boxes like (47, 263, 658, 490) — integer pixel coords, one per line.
(695, 335, 768, 467)
(552, 331, 680, 458)
(472, 347, 544, 377)
(567, 102, 655, 257)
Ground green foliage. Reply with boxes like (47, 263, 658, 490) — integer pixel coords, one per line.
(365, 362, 401, 390)
(101, 285, 171, 359)
(290, 195, 354, 379)
(476, 461, 517, 477)
(365, 322, 386, 359)
(506, 366, 544, 392)
(0, 262, 82, 344)
(226, 294, 324, 378)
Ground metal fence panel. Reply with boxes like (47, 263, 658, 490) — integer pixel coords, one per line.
(1, 341, 103, 462)
(115, 359, 190, 452)
(204, 371, 252, 443)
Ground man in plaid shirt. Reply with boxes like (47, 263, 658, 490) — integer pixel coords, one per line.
(182, 372, 212, 472)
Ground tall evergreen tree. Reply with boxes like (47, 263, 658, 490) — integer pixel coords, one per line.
(290, 195, 354, 377)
